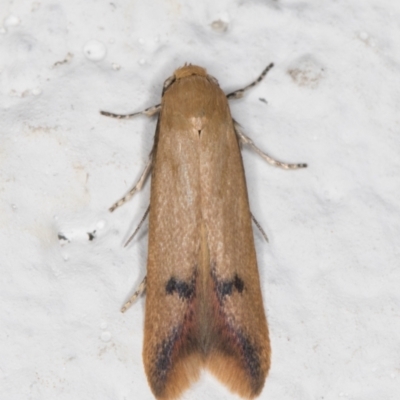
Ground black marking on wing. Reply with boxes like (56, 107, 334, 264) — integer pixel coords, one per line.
(210, 263, 245, 302)
(217, 274, 244, 297)
(154, 270, 198, 396)
(152, 327, 180, 396)
(165, 277, 195, 300)
(236, 330, 264, 393)
(210, 262, 264, 392)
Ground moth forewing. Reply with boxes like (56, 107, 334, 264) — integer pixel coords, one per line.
(101, 63, 307, 400)
(143, 66, 270, 400)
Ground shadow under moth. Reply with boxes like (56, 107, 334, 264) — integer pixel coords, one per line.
(101, 63, 307, 399)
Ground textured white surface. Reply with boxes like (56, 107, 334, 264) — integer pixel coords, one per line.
(1, 1, 400, 399)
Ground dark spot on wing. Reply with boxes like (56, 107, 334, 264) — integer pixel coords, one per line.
(152, 274, 199, 397)
(210, 263, 245, 302)
(208, 262, 266, 395)
(233, 275, 244, 293)
(152, 327, 179, 396)
(165, 277, 195, 300)
(236, 330, 264, 393)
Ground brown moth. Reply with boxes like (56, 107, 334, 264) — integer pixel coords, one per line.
(101, 64, 306, 399)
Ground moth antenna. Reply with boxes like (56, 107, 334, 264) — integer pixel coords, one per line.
(100, 104, 161, 119)
(227, 63, 274, 99)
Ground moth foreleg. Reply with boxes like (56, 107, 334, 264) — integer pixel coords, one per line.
(234, 122, 307, 170)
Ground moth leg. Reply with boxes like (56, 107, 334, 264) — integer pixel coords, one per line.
(227, 63, 274, 100)
(124, 205, 150, 247)
(100, 104, 161, 119)
(234, 122, 307, 170)
(251, 212, 269, 243)
(109, 156, 153, 212)
(121, 276, 147, 313)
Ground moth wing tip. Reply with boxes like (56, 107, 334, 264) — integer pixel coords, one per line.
(206, 353, 268, 399)
(148, 353, 204, 400)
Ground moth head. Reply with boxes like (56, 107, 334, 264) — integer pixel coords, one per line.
(162, 64, 219, 94)
(174, 64, 207, 79)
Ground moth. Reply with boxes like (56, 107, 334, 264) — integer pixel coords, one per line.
(101, 64, 306, 399)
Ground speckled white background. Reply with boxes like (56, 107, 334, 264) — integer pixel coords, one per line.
(1, 1, 400, 399)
